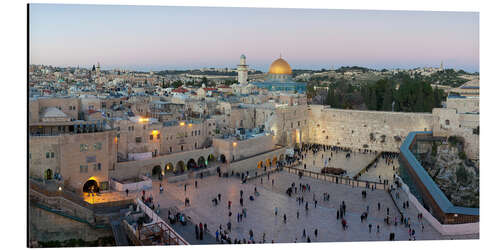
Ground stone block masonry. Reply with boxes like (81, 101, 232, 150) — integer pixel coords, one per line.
(306, 105, 434, 152)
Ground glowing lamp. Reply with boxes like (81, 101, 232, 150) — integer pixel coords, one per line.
(152, 130, 159, 135)
(188, 123, 193, 127)
(180, 122, 185, 126)
(58, 186, 62, 191)
(232, 142, 237, 147)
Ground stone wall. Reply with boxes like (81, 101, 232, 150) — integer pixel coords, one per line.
(29, 131, 116, 192)
(446, 97, 479, 113)
(307, 105, 434, 152)
(29, 205, 112, 242)
(213, 134, 275, 162)
(228, 147, 287, 173)
(432, 108, 479, 160)
(111, 147, 215, 180)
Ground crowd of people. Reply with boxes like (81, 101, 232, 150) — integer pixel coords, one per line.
(142, 143, 430, 244)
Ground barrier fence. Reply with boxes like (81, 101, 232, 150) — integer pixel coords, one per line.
(283, 166, 389, 190)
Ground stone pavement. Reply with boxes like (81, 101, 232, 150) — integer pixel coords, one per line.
(143, 170, 476, 244)
(300, 150, 377, 178)
(357, 158, 399, 183)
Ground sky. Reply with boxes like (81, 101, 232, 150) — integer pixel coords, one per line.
(29, 4, 479, 72)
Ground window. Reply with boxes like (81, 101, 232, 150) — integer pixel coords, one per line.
(150, 135, 154, 140)
(298, 121, 300, 127)
(169, 147, 172, 152)
(136, 137, 142, 143)
(181, 145, 184, 151)
(191, 131, 194, 136)
(50, 152, 55, 158)
(46, 152, 50, 158)
(445, 120, 450, 125)
(80, 144, 88, 152)
(94, 163, 101, 171)
(94, 142, 102, 150)
(80, 165, 88, 173)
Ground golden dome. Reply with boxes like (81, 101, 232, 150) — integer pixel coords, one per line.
(268, 58, 292, 75)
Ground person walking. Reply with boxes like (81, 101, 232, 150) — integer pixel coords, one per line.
(283, 213, 287, 224)
(195, 224, 199, 240)
(125, 189, 129, 197)
(195, 180, 198, 188)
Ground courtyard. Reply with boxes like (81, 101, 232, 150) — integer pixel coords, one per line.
(141, 168, 477, 244)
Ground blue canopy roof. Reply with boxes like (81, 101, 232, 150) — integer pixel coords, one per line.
(400, 131, 479, 216)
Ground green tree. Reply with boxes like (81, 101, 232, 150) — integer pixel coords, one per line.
(382, 83, 393, 111)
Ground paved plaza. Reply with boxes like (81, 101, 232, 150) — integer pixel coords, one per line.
(298, 149, 398, 184)
(299, 150, 377, 178)
(140, 168, 476, 244)
(357, 157, 399, 183)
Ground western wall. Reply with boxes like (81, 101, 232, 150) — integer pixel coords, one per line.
(305, 105, 435, 152)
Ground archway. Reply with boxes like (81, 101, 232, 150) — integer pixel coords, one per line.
(187, 158, 197, 170)
(165, 162, 174, 174)
(257, 161, 263, 169)
(272, 156, 278, 166)
(83, 179, 99, 193)
(45, 169, 53, 180)
(152, 165, 162, 179)
(176, 161, 185, 174)
(207, 154, 215, 162)
(220, 154, 226, 163)
(198, 156, 206, 168)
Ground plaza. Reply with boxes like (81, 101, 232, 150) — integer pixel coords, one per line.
(142, 168, 477, 244)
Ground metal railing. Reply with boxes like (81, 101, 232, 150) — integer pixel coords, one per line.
(135, 198, 189, 245)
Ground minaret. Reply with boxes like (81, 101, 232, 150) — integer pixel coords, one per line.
(237, 54, 249, 85)
(96, 62, 101, 77)
(440, 61, 444, 71)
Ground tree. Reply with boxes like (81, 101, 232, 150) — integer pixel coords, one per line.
(382, 83, 393, 111)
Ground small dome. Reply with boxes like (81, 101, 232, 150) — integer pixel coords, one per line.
(269, 58, 292, 75)
(240, 54, 246, 59)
